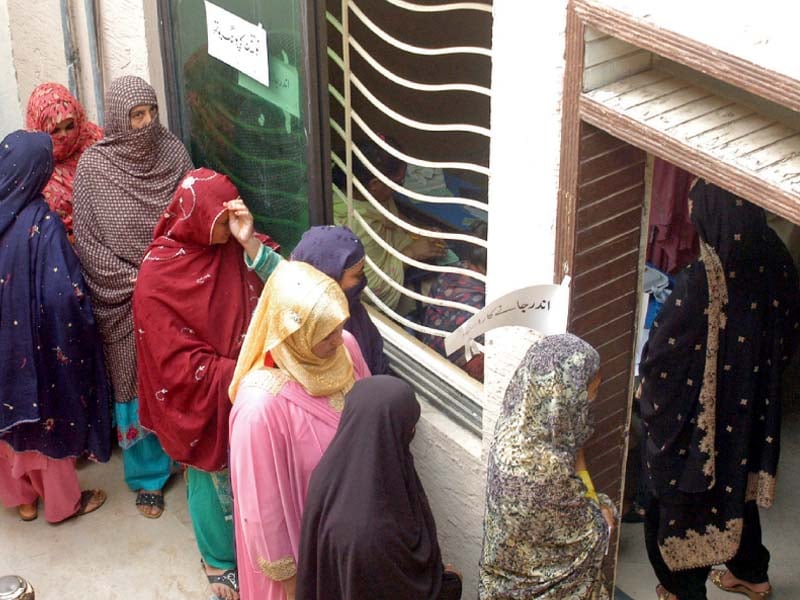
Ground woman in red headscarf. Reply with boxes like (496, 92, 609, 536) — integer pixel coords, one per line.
(25, 83, 103, 242)
(133, 168, 281, 600)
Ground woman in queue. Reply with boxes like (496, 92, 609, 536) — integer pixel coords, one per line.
(228, 260, 371, 600)
(25, 82, 103, 242)
(296, 375, 462, 600)
(480, 333, 616, 599)
(133, 168, 281, 600)
(0, 130, 110, 523)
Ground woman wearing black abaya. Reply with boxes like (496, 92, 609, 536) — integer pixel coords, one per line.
(639, 180, 800, 600)
(296, 375, 462, 600)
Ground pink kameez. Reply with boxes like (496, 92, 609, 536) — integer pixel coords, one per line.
(229, 331, 370, 600)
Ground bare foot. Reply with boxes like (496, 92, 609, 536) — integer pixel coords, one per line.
(135, 489, 164, 518)
(719, 569, 771, 594)
(203, 561, 239, 600)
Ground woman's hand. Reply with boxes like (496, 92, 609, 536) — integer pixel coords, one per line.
(407, 236, 447, 261)
(225, 198, 261, 261)
(282, 576, 296, 600)
(600, 504, 616, 532)
(225, 198, 255, 247)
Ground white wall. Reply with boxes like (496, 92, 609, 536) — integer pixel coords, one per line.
(0, 0, 22, 135)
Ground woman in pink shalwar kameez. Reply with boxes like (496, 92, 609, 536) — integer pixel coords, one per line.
(228, 261, 370, 600)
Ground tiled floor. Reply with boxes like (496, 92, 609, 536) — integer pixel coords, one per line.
(615, 398, 800, 599)
(0, 450, 212, 599)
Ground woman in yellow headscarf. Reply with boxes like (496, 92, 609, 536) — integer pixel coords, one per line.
(228, 261, 371, 600)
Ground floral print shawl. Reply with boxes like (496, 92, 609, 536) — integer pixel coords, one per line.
(480, 333, 609, 600)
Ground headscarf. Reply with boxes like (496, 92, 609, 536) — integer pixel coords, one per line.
(296, 375, 444, 600)
(480, 334, 609, 600)
(291, 225, 389, 375)
(25, 83, 103, 240)
(638, 180, 800, 570)
(72, 75, 193, 403)
(229, 261, 353, 401)
(0, 130, 111, 461)
(134, 169, 277, 471)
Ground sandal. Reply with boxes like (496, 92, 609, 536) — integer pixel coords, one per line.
(72, 489, 107, 518)
(709, 569, 772, 599)
(202, 559, 239, 597)
(135, 490, 164, 519)
(18, 501, 38, 522)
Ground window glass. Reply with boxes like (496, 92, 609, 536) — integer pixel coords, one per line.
(164, 0, 313, 251)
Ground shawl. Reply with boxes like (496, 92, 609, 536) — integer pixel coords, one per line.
(72, 75, 193, 403)
(25, 83, 103, 241)
(638, 180, 800, 571)
(296, 375, 444, 600)
(480, 334, 609, 600)
(134, 168, 277, 471)
(0, 130, 111, 461)
(291, 225, 389, 375)
(229, 261, 355, 402)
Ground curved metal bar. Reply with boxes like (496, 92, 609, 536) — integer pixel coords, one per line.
(349, 1, 492, 57)
(384, 0, 492, 13)
(350, 73, 491, 136)
(363, 287, 450, 337)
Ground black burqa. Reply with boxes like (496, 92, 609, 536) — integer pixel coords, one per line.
(296, 375, 445, 600)
(638, 180, 800, 571)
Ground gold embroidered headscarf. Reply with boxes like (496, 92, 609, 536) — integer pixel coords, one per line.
(229, 261, 354, 401)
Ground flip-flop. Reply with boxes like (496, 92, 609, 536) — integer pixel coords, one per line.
(72, 489, 107, 518)
(202, 559, 239, 597)
(18, 501, 38, 522)
(135, 490, 164, 519)
(709, 569, 772, 599)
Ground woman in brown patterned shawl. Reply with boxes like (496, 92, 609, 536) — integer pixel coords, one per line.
(73, 75, 193, 518)
(480, 333, 614, 599)
(638, 181, 800, 600)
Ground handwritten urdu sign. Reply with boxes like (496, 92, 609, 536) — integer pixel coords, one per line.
(444, 278, 571, 359)
(205, 1, 269, 87)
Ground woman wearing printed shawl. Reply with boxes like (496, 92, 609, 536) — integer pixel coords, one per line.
(639, 181, 800, 600)
(480, 334, 615, 599)
(133, 168, 280, 599)
(0, 130, 110, 523)
(228, 261, 371, 600)
(25, 82, 103, 242)
(72, 75, 193, 518)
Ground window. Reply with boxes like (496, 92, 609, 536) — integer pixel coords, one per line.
(158, 0, 330, 251)
(325, 0, 492, 432)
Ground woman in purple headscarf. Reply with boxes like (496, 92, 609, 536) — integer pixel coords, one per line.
(291, 225, 389, 375)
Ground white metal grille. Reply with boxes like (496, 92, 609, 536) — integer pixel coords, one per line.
(327, 0, 492, 342)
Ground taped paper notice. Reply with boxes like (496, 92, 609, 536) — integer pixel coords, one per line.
(444, 278, 571, 358)
(205, 1, 269, 87)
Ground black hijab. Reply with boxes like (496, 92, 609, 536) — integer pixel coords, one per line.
(296, 375, 444, 600)
(639, 180, 800, 571)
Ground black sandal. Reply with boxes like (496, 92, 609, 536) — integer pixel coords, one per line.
(135, 490, 164, 519)
(202, 559, 239, 594)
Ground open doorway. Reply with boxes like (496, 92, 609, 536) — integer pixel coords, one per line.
(613, 155, 800, 599)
